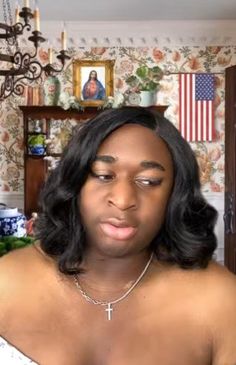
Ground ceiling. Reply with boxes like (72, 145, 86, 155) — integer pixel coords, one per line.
(38, 0, 236, 21)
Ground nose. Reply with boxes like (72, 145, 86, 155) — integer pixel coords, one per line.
(108, 179, 137, 211)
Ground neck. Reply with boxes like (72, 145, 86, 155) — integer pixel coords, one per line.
(79, 250, 153, 294)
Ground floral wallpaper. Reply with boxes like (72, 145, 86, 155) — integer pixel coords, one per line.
(0, 45, 233, 194)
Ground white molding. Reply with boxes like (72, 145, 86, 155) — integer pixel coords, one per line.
(39, 20, 236, 46)
(204, 192, 224, 262)
(2, 20, 236, 47)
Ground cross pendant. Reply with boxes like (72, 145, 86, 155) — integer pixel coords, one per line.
(105, 303, 113, 320)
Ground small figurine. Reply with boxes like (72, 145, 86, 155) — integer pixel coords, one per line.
(25, 212, 38, 236)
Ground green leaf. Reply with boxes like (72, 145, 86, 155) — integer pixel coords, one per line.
(148, 80, 159, 91)
(28, 134, 45, 146)
(151, 66, 163, 74)
(11, 240, 29, 249)
(125, 64, 163, 92)
(136, 66, 149, 79)
(125, 75, 139, 88)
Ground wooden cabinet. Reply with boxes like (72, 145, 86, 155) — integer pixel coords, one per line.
(225, 66, 236, 274)
(20, 105, 167, 218)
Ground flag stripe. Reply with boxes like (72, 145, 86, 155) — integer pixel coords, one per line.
(201, 101, 204, 141)
(184, 74, 188, 139)
(179, 73, 215, 142)
(209, 101, 213, 142)
(188, 74, 192, 141)
(179, 73, 182, 137)
(186, 74, 190, 141)
(197, 101, 201, 141)
(192, 75, 196, 141)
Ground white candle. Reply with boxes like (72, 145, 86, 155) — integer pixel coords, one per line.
(24, 0, 29, 7)
(48, 48, 52, 64)
(61, 22, 67, 50)
(34, 8, 40, 31)
(15, 2, 20, 22)
(61, 31, 67, 50)
(34, 1, 40, 31)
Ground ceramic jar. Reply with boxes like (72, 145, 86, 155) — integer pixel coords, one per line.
(43, 76, 61, 106)
(28, 134, 46, 156)
(0, 204, 26, 238)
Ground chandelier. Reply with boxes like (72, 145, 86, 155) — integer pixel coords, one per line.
(0, 0, 70, 100)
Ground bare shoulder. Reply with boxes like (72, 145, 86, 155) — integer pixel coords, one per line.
(162, 259, 236, 293)
(0, 242, 64, 342)
(176, 261, 236, 364)
(0, 243, 54, 283)
(0, 244, 56, 319)
(0, 244, 36, 282)
(152, 261, 236, 363)
(0, 245, 34, 296)
(171, 260, 236, 308)
(201, 262, 236, 364)
(198, 260, 236, 300)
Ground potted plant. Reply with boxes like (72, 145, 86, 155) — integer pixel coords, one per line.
(0, 236, 35, 256)
(28, 134, 46, 155)
(125, 65, 163, 106)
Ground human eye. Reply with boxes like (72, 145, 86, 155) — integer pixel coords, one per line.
(135, 177, 163, 187)
(91, 171, 114, 182)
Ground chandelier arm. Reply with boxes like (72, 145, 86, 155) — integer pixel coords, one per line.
(0, 54, 14, 62)
(24, 63, 43, 81)
(28, 31, 46, 49)
(0, 0, 71, 100)
(14, 21, 32, 37)
(0, 72, 31, 100)
(43, 63, 64, 77)
(12, 50, 36, 74)
(0, 74, 15, 99)
(19, 7, 34, 27)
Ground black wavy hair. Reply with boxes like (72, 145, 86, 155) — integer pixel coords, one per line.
(35, 106, 217, 274)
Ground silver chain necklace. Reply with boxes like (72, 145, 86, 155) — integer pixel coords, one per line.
(73, 252, 154, 321)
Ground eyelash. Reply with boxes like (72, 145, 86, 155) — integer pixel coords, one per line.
(91, 172, 113, 181)
(91, 172, 163, 187)
(135, 178, 163, 187)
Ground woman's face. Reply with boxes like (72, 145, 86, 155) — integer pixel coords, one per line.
(79, 124, 174, 258)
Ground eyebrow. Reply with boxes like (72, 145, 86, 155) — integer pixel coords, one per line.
(94, 155, 166, 171)
(140, 160, 166, 172)
(94, 155, 117, 163)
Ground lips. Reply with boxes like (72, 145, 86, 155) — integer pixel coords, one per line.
(100, 219, 137, 241)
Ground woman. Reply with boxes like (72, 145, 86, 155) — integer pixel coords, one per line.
(0, 107, 235, 364)
(82, 70, 106, 100)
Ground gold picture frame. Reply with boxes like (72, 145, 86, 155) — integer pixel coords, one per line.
(73, 60, 115, 107)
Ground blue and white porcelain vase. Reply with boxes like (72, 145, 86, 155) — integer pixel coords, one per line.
(29, 144, 46, 155)
(0, 204, 26, 238)
(28, 134, 46, 156)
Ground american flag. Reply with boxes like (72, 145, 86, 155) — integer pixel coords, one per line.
(179, 73, 215, 142)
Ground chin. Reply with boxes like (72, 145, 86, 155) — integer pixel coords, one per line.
(97, 242, 134, 258)
(92, 237, 146, 259)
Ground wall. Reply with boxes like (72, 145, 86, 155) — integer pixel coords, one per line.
(1, 20, 235, 262)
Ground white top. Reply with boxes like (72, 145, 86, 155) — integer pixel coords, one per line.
(0, 336, 38, 364)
